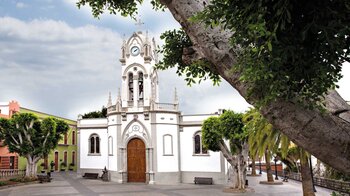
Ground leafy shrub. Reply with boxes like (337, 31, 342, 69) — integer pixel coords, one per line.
(9, 178, 21, 182)
(0, 181, 8, 186)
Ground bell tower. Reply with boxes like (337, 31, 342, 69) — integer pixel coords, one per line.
(119, 31, 159, 111)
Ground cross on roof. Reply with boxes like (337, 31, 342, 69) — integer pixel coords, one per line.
(135, 17, 144, 28)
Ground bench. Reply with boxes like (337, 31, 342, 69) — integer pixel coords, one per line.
(82, 173, 99, 179)
(194, 177, 213, 185)
(37, 174, 52, 183)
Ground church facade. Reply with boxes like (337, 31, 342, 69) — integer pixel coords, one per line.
(77, 31, 228, 184)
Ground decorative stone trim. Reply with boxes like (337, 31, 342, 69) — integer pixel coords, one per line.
(88, 153, 101, 156)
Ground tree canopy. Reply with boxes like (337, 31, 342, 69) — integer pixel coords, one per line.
(0, 113, 69, 177)
(202, 110, 248, 189)
(195, 0, 349, 107)
(82, 106, 107, 119)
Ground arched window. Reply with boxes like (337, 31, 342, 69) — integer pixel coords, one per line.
(138, 72, 144, 100)
(72, 151, 75, 165)
(108, 136, 113, 155)
(72, 130, 76, 145)
(194, 131, 208, 155)
(89, 134, 100, 154)
(128, 73, 134, 101)
(64, 151, 67, 164)
(163, 134, 173, 156)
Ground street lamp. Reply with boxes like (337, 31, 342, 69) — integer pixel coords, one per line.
(274, 156, 279, 180)
(259, 158, 262, 174)
(309, 156, 317, 192)
(248, 157, 250, 171)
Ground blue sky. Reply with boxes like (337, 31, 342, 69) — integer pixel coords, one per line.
(0, 0, 348, 119)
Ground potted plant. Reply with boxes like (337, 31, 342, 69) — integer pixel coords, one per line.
(60, 162, 67, 171)
(69, 163, 75, 171)
(50, 161, 55, 172)
(40, 162, 46, 173)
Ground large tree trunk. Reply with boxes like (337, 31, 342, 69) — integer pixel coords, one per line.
(265, 151, 274, 182)
(236, 155, 245, 189)
(300, 159, 316, 196)
(25, 156, 39, 178)
(161, 0, 350, 174)
(219, 140, 246, 189)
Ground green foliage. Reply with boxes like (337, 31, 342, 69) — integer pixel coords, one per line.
(0, 181, 7, 186)
(82, 106, 107, 119)
(76, 0, 165, 19)
(331, 191, 348, 196)
(202, 110, 246, 154)
(9, 177, 35, 183)
(156, 29, 221, 86)
(195, 0, 349, 107)
(202, 117, 222, 151)
(77, 0, 142, 18)
(244, 108, 295, 162)
(324, 164, 350, 181)
(0, 113, 69, 159)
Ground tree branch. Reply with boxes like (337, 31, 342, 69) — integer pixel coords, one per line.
(42, 132, 51, 147)
(218, 139, 236, 166)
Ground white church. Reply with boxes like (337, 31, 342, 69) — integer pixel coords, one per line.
(77, 30, 228, 184)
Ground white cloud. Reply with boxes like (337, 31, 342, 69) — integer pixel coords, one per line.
(16, 2, 26, 8)
(0, 16, 122, 119)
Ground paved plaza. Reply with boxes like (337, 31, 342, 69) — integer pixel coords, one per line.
(0, 172, 334, 196)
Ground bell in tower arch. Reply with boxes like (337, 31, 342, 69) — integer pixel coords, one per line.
(138, 72, 144, 100)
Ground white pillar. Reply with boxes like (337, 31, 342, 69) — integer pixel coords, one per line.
(149, 148, 155, 184)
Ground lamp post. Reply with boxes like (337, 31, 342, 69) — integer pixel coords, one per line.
(274, 156, 279, 180)
(248, 157, 250, 171)
(259, 158, 262, 174)
(309, 156, 317, 192)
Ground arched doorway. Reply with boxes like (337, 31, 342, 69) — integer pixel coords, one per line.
(54, 152, 59, 171)
(127, 138, 146, 182)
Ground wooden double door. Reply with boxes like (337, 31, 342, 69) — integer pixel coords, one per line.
(127, 138, 146, 182)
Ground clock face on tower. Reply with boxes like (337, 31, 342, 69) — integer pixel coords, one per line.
(130, 46, 140, 56)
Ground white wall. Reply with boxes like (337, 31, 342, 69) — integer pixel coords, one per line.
(107, 124, 118, 171)
(156, 113, 177, 124)
(0, 104, 9, 115)
(182, 114, 217, 122)
(180, 126, 221, 172)
(79, 118, 107, 125)
(80, 128, 108, 169)
(156, 123, 179, 172)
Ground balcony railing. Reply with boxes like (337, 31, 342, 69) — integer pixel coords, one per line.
(153, 102, 178, 111)
(255, 167, 350, 194)
(0, 169, 26, 179)
(106, 101, 179, 112)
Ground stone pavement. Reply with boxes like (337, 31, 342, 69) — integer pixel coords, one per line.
(0, 171, 335, 196)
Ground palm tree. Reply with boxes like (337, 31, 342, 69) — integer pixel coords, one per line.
(244, 109, 283, 182)
(291, 147, 315, 196)
(249, 151, 258, 176)
(244, 109, 315, 196)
